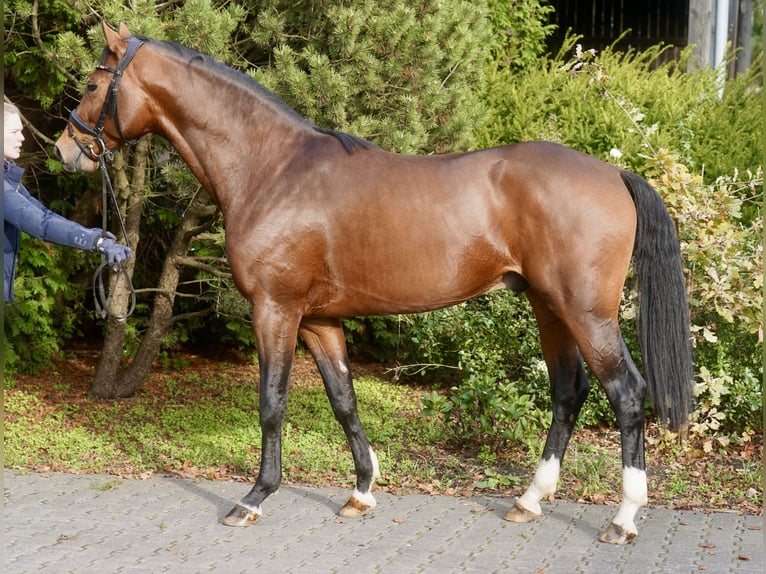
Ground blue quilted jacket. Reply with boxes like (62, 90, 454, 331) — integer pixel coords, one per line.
(4, 160, 102, 301)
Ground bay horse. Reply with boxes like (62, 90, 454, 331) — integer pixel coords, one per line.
(55, 22, 693, 544)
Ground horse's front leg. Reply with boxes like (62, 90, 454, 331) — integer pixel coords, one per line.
(300, 317, 380, 517)
(223, 311, 300, 527)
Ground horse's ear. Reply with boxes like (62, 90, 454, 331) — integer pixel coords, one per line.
(119, 22, 132, 38)
(102, 21, 128, 57)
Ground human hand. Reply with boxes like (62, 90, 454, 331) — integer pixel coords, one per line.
(96, 236, 132, 266)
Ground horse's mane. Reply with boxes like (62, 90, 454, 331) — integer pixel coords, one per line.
(312, 127, 377, 153)
(118, 37, 377, 155)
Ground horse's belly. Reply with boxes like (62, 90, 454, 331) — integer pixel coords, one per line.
(318, 262, 515, 317)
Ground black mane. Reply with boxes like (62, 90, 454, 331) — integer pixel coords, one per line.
(125, 36, 377, 155)
(312, 127, 378, 153)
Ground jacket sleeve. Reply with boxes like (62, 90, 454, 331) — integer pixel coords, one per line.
(4, 183, 102, 250)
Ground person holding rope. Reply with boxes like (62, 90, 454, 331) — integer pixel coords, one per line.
(4, 100, 131, 302)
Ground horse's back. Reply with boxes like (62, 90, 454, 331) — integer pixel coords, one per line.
(258, 139, 639, 318)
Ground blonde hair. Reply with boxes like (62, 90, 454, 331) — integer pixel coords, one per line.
(4, 101, 21, 120)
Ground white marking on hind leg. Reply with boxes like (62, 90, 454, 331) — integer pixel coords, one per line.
(611, 467, 647, 534)
(349, 488, 377, 509)
(369, 445, 381, 479)
(516, 456, 561, 515)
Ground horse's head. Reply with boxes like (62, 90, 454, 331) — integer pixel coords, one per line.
(55, 21, 148, 173)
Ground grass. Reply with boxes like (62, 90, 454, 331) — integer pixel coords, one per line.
(3, 348, 762, 514)
(3, 362, 457, 489)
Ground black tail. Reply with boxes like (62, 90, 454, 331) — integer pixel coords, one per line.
(621, 170, 693, 431)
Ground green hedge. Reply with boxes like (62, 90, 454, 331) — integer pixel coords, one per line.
(400, 40, 763, 445)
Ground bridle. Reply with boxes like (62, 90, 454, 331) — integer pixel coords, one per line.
(67, 36, 145, 162)
(66, 36, 144, 320)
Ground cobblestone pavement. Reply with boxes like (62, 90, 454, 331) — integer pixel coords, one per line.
(3, 470, 763, 573)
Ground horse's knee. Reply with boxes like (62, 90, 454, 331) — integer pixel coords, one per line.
(259, 393, 288, 431)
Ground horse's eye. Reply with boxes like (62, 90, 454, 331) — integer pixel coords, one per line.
(87, 83, 98, 93)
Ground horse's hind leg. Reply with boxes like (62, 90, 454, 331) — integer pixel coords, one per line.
(589, 337, 648, 544)
(299, 317, 380, 517)
(506, 298, 590, 523)
(550, 304, 648, 544)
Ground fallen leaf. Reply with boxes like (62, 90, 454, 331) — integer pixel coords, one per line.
(737, 554, 751, 561)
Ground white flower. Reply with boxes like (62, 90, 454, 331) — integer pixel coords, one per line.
(609, 148, 623, 159)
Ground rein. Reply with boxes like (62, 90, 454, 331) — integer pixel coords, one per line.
(93, 153, 136, 321)
(67, 36, 144, 320)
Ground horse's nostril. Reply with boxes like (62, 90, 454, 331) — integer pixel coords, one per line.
(54, 145, 62, 161)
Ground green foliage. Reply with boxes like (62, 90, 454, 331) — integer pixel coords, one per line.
(342, 316, 404, 362)
(421, 374, 547, 452)
(484, 38, 763, 184)
(646, 153, 762, 435)
(4, 237, 88, 374)
(169, 0, 246, 60)
(3, 0, 82, 107)
(410, 294, 550, 448)
(485, 0, 556, 72)
(411, 39, 763, 444)
(250, 0, 493, 153)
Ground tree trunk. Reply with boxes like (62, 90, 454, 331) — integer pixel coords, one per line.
(89, 139, 148, 398)
(109, 190, 218, 396)
(89, 180, 219, 398)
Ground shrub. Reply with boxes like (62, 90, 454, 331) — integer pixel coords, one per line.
(646, 151, 762, 435)
(484, 38, 763, 186)
(4, 236, 91, 374)
(406, 294, 551, 449)
(406, 40, 763, 444)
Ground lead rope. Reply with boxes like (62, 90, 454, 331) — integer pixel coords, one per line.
(93, 153, 136, 320)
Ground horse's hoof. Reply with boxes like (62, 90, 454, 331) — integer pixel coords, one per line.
(222, 504, 261, 527)
(504, 502, 541, 523)
(599, 522, 636, 544)
(338, 496, 373, 518)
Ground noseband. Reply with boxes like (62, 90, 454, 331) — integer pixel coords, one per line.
(67, 36, 144, 161)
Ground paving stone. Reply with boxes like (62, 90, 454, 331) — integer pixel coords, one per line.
(3, 470, 762, 574)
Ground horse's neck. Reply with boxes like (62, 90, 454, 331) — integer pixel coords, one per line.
(150, 68, 307, 214)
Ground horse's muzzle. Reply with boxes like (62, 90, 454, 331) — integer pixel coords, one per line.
(53, 140, 98, 173)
